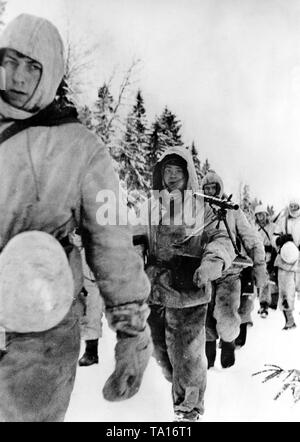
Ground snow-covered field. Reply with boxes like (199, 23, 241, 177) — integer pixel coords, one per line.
(65, 297, 300, 422)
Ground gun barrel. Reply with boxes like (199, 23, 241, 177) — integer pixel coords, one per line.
(194, 192, 239, 210)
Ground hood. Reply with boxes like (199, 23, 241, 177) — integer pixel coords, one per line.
(201, 171, 224, 198)
(0, 13, 65, 114)
(288, 197, 300, 219)
(254, 204, 268, 216)
(153, 146, 199, 192)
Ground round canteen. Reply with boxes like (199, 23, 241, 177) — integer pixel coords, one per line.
(280, 241, 299, 265)
(0, 231, 74, 333)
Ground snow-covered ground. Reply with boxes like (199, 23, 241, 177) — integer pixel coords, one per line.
(65, 297, 300, 422)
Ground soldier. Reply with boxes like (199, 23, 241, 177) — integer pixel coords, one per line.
(201, 172, 266, 366)
(133, 148, 235, 421)
(273, 198, 300, 330)
(254, 205, 278, 317)
(0, 14, 152, 422)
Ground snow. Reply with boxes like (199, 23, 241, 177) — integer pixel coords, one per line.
(65, 297, 300, 422)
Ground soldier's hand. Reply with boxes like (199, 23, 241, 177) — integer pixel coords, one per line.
(253, 264, 268, 289)
(193, 260, 223, 288)
(102, 302, 153, 402)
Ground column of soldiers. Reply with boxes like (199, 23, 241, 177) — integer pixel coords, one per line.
(0, 13, 299, 423)
(77, 159, 300, 422)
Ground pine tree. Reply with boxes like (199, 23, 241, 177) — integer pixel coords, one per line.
(148, 107, 183, 170)
(93, 83, 116, 156)
(159, 106, 183, 147)
(267, 205, 275, 218)
(119, 90, 150, 198)
(190, 141, 202, 186)
(201, 159, 211, 176)
(148, 120, 163, 168)
(240, 184, 255, 223)
(78, 104, 94, 131)
(55, 76, 77, 111)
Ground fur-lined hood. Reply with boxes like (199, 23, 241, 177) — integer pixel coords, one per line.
(153, 146, 200, 192)
(200, 170, 224, 197)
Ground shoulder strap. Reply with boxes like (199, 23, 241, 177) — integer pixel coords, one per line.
(0, 101, 79, 145)
(0, 120, 33, 144)
(257, 223, 271, 241)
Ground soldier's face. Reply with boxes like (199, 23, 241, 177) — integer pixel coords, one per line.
(290, 203, 300, 213)
(203, 183, 217, 197)
(256, 212, 267, 225)
(289, 203, 300, 218)
(163, 165, 187, 192)
(1, 49, 42, 109)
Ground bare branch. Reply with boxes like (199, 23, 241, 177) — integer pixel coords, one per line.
(105, 59, 141, 134)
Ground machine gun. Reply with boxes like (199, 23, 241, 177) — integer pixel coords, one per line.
(193, 192, 240, 211)
(174, 192, 253, 268)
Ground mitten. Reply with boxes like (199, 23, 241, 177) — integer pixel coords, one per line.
(275, 234, 293, 248)
(102, 302, 153, 401)
(193, 259, 223, 287)
(252, 263, 268, 289)
(264, 245, 274, 254)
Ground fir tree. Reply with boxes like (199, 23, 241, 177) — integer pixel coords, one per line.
(190, 141, 202, 185)
(93, 83, 116, 156)
(55, 76, 77, 111)
(148, 107, 183, 170)
(253, 364, 300, 403)
(201, 159, 211, 176)
(267, 205, 275, 218)
(148, 120, 163, 168)
(78, 104, 94, 131)
(119, 90, 150, 198)
(240, 184, 255, 223)
(159, 106, 183, 147)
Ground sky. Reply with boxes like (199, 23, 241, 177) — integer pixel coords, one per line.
(3, 0, 300, 212)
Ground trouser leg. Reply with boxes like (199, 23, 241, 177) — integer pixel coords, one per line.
(238, 294, 255, 325)
(166, 304, 207, 416)
(214, 275, 241, 342)
(0, 302, 80, 422)
(295, 271, 300, 293)
(205, 285, 218, 342)
(278, 269, 296, 312)
(258, 280, 271, 306)
(79, 287, 104, 341)
(278, 269, 296, 329)
(148, 304, 173, 383)
(205, 287, 217, 368)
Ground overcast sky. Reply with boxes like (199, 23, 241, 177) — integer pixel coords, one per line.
(4, 0, 300, 212)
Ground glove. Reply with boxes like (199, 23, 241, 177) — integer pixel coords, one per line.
(264, 245, 274, 254)
(275, 234, 293, 248)
(252, 263, 268, 289)
(102, 302, 153, 402)
(193, 259, 223, 288)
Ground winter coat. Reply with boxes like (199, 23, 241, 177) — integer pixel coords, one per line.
(0, 14, 150, 310)
(201, 172, 265, 277)
(255, 220, 277, 249)
(255, 219, 277, 265)
(133, 147, 235, 308)
(273, 210, 300, 273)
